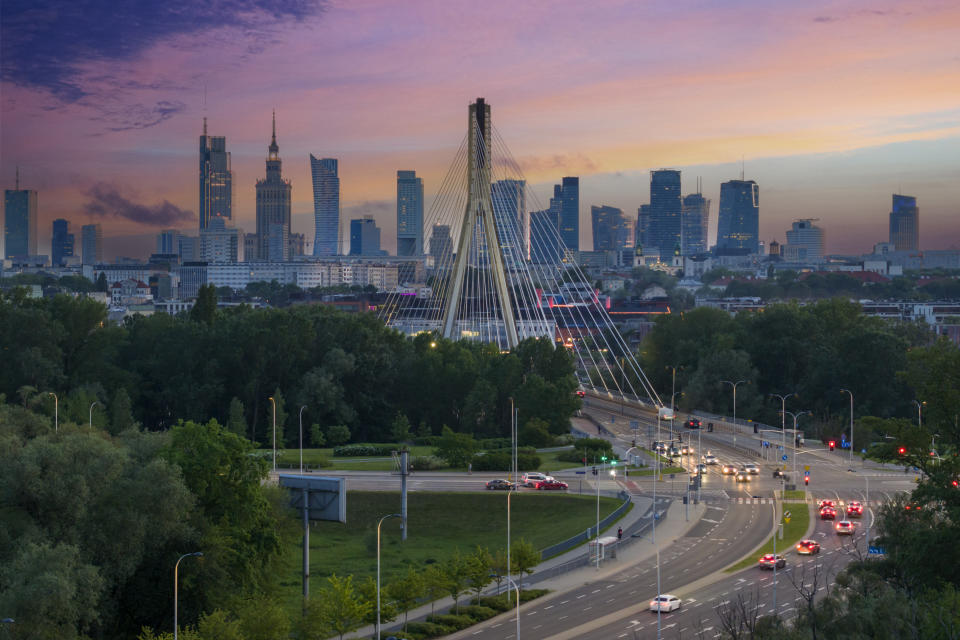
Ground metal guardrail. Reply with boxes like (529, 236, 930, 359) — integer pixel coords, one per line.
(538, 490, 632, 560)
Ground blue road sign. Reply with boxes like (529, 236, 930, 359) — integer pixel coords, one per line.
(762, 441, 767, 447)
(782, 455, 788, 461)
(575, 470, 586, 474)
(868, 546, 886, 555)
(861, 448, 867, 454)
(804, 470, 810, 476)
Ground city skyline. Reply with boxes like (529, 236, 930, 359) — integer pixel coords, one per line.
(1, 0, 958, 260)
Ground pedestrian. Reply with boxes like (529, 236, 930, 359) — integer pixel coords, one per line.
(617, 527, 623, 540)
(468, 462, 472, 475)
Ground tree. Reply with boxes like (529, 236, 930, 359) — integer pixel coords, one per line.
(490, 549, 509, 597)
(110, 387, 135, 434)
(96, 271, 108, 292)
(190, 284, 218, 324)
(16, 384, 37, 407)
(444, 551, 470, 614)
(268, 388, 288, 450)
(357, 575, 396, 628)
(423, 564, 448, 616)
(390, 412, 412, 443)
(510, 539, 539, 590)
(303, 575, 370, 640)
(386, 567, 425, 630)
(519, 418, 553, 448)
(195, 609, 245, 640)
(226, 397, 247, 437)
(326, 424, 351, 447)
(309, 423, 326, 447)
(435, 425, 478, 468)
(231, 595, 290, 640)
(465, 546, 493, 603)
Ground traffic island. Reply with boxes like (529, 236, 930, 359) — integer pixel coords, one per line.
(724, 501, 812, 572)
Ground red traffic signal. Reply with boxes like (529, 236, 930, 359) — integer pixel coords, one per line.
(804, 476, 809, 485)
(828, 440, 835, 451)
(898, 447, 907, 456)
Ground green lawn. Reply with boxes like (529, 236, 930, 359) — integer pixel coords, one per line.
(726, 502, 812, 571)
(782, 489, 807, 500)
(275, 446, 581, 473)
(277, 491, 623, 611)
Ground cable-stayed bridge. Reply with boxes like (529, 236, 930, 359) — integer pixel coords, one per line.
(379, 98, 666, 410)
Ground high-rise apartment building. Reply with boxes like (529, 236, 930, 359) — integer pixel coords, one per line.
(646, 170, 682, 257)
(716, 179, 759, 253)
(200, 216, 243, 263)
(681, 192, 710, 255)
(784, 219, 825, 262)
(889, 194, 919, 251)
(81, 224, 102, 265)
(198, 119, 232, 231)
(4, 171, 38, 259)
(349, 216, 382, 256)
(156, 229, 179, 254)
(310, 156, 340, 256)
(557, 176, 579, 252)
(429, 224, 452, 266)
(396, 170, 424, 256)
(591, 205, 632, 251)
(51, 219, 74, 266)
(256, 113, 292, 261)
(178, 235, 199, 262)
(491, 179, 527, 265)
(529, 208, 560, 264)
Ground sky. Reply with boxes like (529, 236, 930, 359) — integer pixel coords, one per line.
(2, 0, 959, 259)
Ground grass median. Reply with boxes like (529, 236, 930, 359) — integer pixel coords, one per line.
(725, 502, 811, 572)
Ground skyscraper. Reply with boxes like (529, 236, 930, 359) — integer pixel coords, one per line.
(81, 224, 102, 265)
(646, 169, 682, 258)
(4, 170, 38, 259)
(529, 208, 560, 264)
(256, 113, 293, 262)
(889, 194, 919, 251)
(198, 119, 232, 230)
(681, 191, 710, 255)
(349, 216, 382, 255)
(491, 179, 527, 265)
(716, 179, 759, 253)
(591, 205, 631, 251)
(558, 176, 579, 252)
(310, 156, 340, 256)
(156, 229, 179, 254)
(784, 219, 825, 261)
(51, 219, 74, 266)
(396, 170, 424, 256)
(200, 216, 243, 263)
(429, 224, 452, 266)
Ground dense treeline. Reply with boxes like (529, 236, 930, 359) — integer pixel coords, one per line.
(0, 286, 580, 449)
(633, 298, 939, 442)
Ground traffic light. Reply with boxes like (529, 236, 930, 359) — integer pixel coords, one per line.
(828, 440, 836, 451)
(592, 466, 598, 476)
(898, 446, 907, 456)
(601, 456, 607, 462)
(582, 456, 587, 464)
(804, 476, 809, 485)
(611, 459, 618, 466)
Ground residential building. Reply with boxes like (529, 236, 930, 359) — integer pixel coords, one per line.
(51, 219, 74, 266)
(396, 170, 424, 256)
(784, 219, 825, 262)
(349, 216, 383, 256)
(681, 191, 710, 255)
(429, 224, 453, 267)
(178, 235, 199, 262)
(255, 112, 292, 261)
(4, 171, 38, 259)
(646, 169, 682, 258)
(310, 156, 339, 256)
(81, 224, 102, 265)
(156, 229, 178, 254)
(200, 217, 243, 263)
(716, 179, 759, 253)
(889, 194, 919, 251)
(198, 118, 232, 230)
(591, 205, 632, 251)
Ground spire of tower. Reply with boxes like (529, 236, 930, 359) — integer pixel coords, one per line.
(15, 166, 19, 190)
(203, 117, 207, 136)
(272, 110, 277, 144)
(268, 111, 279, 158)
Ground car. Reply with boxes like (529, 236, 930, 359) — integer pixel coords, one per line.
(817, 499, 835, 510)
(721, 463, 738, 475)
(744, 463, 760, 475)
(685, 418, 702, 429)
(669, 447, 682, 458)
(703, 454, 719, 465)
(758, 553, 786, 569)
(485, 479, 517, 491)
(655, 443, 668, 454)
(536, 479, 568, 490)
(772, 469, 788, 479)
(820, 506, 837, 520)
(835, 520, 855, 535)
(680, 445, 694, 455)
(521, 472, 550, 487)
(796, 539, 821, 555)
(575, 389, 586, 398)
(736, 472, 751, 482)
(649, 594, 682, 612)
(846, 501, 863, 517)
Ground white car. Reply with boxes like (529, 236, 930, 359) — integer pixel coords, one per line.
(703, 454, 719, 465)
(649, 594, 682, 612)
(744, 463, 760, 475)
(521, 472, 551, 487)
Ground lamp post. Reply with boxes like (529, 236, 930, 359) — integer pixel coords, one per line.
(174, 551, 203, 640)
(88, 401, 98, 429)
(840, 389, 854, 463)
(268, 396, 277, 472)
(504, 577, 521, 640)
(671, 391, 683, 413)
(912, 400, 925, 427)
(770, 392, 795, 433)
(721, 380, 747, 448)
(784, 411, 810, 477)
(377, 513, 401, 640)
(298, 406, 307, 474)
(48, 392, 58, 432)
(668, 365, 680, 412)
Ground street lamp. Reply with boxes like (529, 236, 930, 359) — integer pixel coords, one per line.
(48, 392, 58, 432)
(268, 396, 277, 472)
(377, 513, 401, 640)
(298, 405, 307, 474)
(721, 380, 747, 448)
(89, 401, 99, 429)
(503, 577, 521, 640)
(840, 389, 854, 463)
(912, 400, 925, 427)
(769, 393, 795, 433)
(671, 391, 683, 413)
(174, 551, 203, 640)
(667, 365, 681, 411)
(784, 410, 810, 478)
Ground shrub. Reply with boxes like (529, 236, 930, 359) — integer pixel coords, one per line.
(425, 614, 474, 630)
(475, 595, 513, 612)
(332, 444, 395, 457)
(456, 605, 497, 621)
(553, 434, 576, 446)
(478, 437, 512, 450)
(470, 452, 541, 472)
(405, 621, 449, 638)
(413, 435, 441, 446)
(410, 455, 444, 471)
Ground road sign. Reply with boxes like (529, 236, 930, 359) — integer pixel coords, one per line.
(804, 470, 810, 476)
(784, 517, 791, 524)
(782, 455, 788, 461)
(868, 546, 886, 555)
(804, 465, 810, 471)
(783, 510, 791, 519)
(575, 470, 586, 474)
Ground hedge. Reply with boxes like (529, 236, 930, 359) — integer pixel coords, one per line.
(425, 614, 474, 631)
(470, 451, 541, 472)
(332, 444, 396, 457)
(457, 605, 497, 621)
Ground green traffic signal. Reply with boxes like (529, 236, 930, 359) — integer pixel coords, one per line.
(611, 460, 617, 466)
(601, 456, 607, 461)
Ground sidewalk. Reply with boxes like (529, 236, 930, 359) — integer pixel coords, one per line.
(347, 495, 706, 640)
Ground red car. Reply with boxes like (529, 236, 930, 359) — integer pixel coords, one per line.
(817, 499, 835, 510)
(796, 540, 821, 555)
(685, 418, 702, 429)
(820, 506, 837, 520)
(536, 480, 568, 491)
(846, 501, 863, 517)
